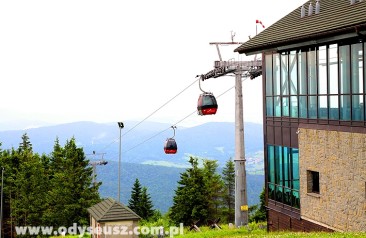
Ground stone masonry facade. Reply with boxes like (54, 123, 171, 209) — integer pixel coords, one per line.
(298, 127, 366, 232)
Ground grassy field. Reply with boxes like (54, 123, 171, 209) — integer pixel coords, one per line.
(53, 223, 365, 238)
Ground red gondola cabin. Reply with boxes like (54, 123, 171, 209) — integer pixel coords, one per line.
(164, 138, 177, 154)
(197, 92, 218, 116)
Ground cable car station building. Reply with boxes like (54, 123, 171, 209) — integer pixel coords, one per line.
(235, 0, 365, 232)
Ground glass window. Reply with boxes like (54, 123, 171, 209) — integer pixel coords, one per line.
(329, 44, 338, 94)
(340, 95, 351, 120)
(268, 145, 275, 183)
(282, 97, 289, 117)
(267, 145, 300, 208)
(290, 96, 298, 118)
(273, 54, 280, 95)
(318, 95, 328, 119)
(265, 54, 273, 96)
(274, 96, 281, 117)
(266, 97, 274, 117)
(308, 48, 317, 95)
(351, 43, 363, 94)
(274, 146, 283, 185)
(298, 50, 307, 95)
(281, 53, 289, 95)
(283, 147, 290, 188)
(340, 45, 350, 94)
(329, 95, 339, 120)
(318, 46, 327, 94)
(352, 95, 364, 121)
(299, 96, 307, 118)
(309, 96, 317, 119)
(290, 51, 298, 95)
(292, 148, 299, 191)
(276, 185, 283, 203)
(268, 183, 275, 200)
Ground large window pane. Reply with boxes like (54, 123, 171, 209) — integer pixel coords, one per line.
(299, 96, 307, 118)
(340, 45, 350, 94)
(281, 53, 289, 95)
(266, 97, 274, 117)
(292, 190, 300, 209)
(290, 51, 298, 95)
(282, 97, 289, 117)
(351, 43, 363, 94)
(273, 54, 280, 95)
(274, 146, 283, 185)
(299, 50, 307, 95)
(283, 147, 290, 188)
(318, 95, 328, 119)
(276, 185, 283, 203)
(318, 46, 327, 94)
(268, 183, 275, 200)
(308, 49, 317, 95)
(309, 96, 317, 119)
(329, 95, 339, 120)
(274, 96, 281, 117)
(292, 148, 299, 191)
(268, 145, 275, 183)
(290, 96, 298, 118)
(352, 95, 364, 121)
(329, 44, 338, 94)
(265, 54, 273, 96)
(340, 95, 351, 120)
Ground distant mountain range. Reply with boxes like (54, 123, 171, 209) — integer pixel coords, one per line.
(0, 120, 263, 167)
(0, 121, 264, 213)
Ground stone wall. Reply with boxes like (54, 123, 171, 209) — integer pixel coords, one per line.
(298, 128, 366, 232)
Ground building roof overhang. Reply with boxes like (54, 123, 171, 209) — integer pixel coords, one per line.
(235, 0, 366, 55)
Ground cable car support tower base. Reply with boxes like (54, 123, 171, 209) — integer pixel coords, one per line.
(198, 37, 262, 228)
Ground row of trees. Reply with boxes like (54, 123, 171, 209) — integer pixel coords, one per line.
(0, 134, 100, 236)
(169, 156, 236, 225)
(169, 156, 266, 226)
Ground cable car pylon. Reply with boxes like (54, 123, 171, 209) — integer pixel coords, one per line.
(164, 126, 178, 154)
(197, 32, 262, 227)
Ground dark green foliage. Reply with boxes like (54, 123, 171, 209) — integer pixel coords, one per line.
(222, 158, 235, 223)
(249, 186, 266, 223)
(0, 134, 101, 236)
(128, 179, 154, 220)
(169, 157, 224, 226)
(128, 178, 143, 215)
(139, 187, 154, 220)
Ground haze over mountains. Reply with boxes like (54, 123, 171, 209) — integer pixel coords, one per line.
(0, 120, 264, 212)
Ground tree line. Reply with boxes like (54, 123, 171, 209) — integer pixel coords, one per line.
(0, 133, 100, 237)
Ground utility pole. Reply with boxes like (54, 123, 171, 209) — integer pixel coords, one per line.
(117, 122, 124, 203)
(199, 33, 262, 227)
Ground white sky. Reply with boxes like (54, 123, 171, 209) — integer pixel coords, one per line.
(0, 0, 306, 128)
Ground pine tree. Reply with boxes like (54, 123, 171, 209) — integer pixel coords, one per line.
(203, 159, 224, 221)
(249, 186, 266, 222)
(128, 178, 143, 215)
(18, 133, 32, 153)
(169, 157, 209, 225)
(43, 137, 100, 227)
(222, 158, 235, 223)
(139, 187, 154, 220)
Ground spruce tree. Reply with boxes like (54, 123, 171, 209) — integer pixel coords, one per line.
(139, 187, 154, 220)
(222, 158, 235, 223)
(170, 157, 209, 225)
(43, 137, 100, 227)
(203, 159, 224, 221)
(128, 178, 142, 215)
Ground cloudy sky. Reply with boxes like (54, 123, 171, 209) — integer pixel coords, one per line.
(0, 0, 307, 129)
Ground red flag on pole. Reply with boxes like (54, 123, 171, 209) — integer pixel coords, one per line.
(256, 20, 265, 28)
